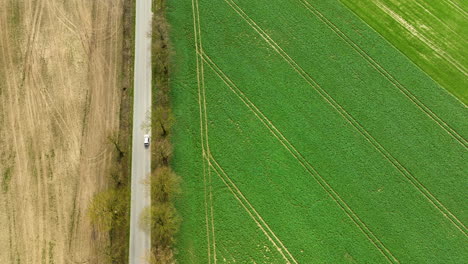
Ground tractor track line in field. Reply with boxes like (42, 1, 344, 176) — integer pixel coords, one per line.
(22, 0, 46, 143)
(22, 0, 46, 86)
(208, 154, 298, 264)
(195, 1, 294, 261)
(191, 0, 217, 261)
(201, 50, 398, 264)
(413, 0, 464, 40)
(47, 0, 81, 38)
(219, 246, 236, 263)
(225, 0, 468, 237)
(373, 0, 468, 78)
(441, 0, 468, 17)
(47, 0, 87, 134)
(33, 73, 79, 144)
(196, 2, 218, 260)
(43, 0, 80, 142)
(299, 0, 468, 149)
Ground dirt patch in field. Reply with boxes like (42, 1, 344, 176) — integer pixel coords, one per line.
(0, 0, 126, 263)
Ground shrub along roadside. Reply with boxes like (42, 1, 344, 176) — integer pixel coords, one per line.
(150, 0, 181, 262)
(87, 0, 136, 262)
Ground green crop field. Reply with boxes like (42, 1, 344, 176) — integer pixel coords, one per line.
(340, 0, 468, 104)
(168, 0, 468, 263)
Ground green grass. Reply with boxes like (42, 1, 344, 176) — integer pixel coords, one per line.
(340, 0, 468, 104)
(2, 167, 12, 193)
(169, 0, 468, 262)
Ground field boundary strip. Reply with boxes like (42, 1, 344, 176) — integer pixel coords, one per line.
(299, 0, 468, 149)
(200, 50, 399, 264)
(224, 0, 468, 237)
(191, 0, 217, 262)
(208, 154, 298, 264)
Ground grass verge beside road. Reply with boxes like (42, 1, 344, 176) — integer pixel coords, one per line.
(149, 0, 182, 262)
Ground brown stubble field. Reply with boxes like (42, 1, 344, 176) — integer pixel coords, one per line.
(0, 0, 125, 263)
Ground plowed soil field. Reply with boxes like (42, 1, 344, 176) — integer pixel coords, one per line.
(0, 0, 125, 263)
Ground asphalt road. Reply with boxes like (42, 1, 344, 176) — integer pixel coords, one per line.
(129, 0, 152, 263)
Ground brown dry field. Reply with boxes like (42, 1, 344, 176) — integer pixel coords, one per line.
(0, 0, 125, 263)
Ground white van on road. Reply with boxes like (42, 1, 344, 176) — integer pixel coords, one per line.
(144, 134, 150, 148)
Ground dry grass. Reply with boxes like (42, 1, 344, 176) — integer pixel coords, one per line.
(0, 0, 128, 263)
